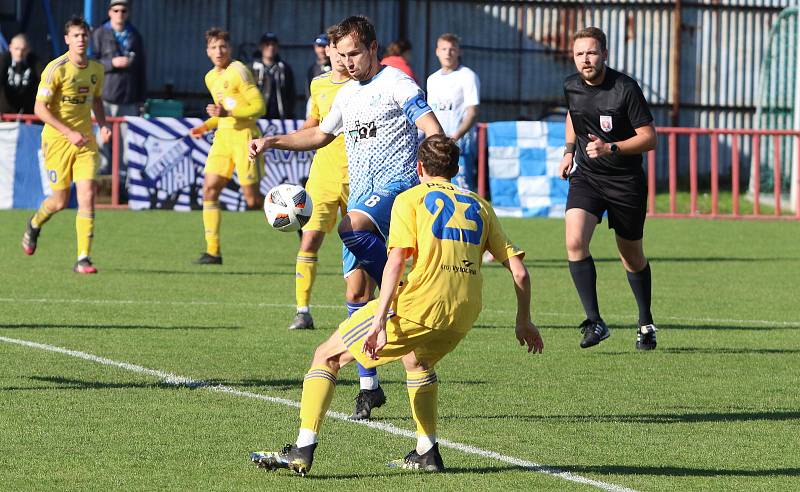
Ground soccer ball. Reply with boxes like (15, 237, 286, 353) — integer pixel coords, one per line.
(263, 183, 313, 232)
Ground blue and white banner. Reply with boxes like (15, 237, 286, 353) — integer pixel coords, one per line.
(488, 121, 569, 217)
(126, 117, 314, 211)
(0, 122, 49, 209)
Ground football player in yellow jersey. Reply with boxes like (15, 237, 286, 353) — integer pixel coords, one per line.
(289, 32, 375, 331)
(22, 16, 111, 274)
(189, 27, 265, 264)
(251, 135, 544, 475)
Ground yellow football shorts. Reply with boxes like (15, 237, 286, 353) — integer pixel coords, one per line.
(42, 136, 99, 190)
(337, 299, 469, 369)
(304, 178, 348, 233)
(205, 127, 263, 186)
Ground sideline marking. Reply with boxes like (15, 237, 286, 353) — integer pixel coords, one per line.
(0, 335, 637, 492)
(1, 297, 797, 328)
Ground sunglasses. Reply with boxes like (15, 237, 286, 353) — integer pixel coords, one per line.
(111, 8, 128, 13)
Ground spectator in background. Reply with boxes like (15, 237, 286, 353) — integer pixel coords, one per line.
(427, 33, 480, 191)
(0, 34, 43, 115)
(380, 39, 415, 81)
(305, 33, 331, 100)
(92, 0, 146, 117)
(251, 32, 295, 120)
(92, 0, 146, 174)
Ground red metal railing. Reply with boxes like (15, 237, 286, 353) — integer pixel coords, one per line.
(1, 113, 126, 209)
(477, 123, 800, 220)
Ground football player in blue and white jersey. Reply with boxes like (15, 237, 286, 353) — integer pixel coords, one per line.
(249, 15, 443, 420)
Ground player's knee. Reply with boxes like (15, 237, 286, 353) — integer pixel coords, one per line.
(311, 345, 340, 371)
(49, 196, 69, 211)
(565, 235, 588, 256)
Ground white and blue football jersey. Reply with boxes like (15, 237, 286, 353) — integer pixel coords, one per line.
(319, 66, 432, 205)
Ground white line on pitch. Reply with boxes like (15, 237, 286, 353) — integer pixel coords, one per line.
(1, 296, 798, 328)
(0, 335, 637, 492)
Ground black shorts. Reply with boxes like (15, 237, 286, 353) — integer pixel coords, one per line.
(565, 169, 647, 241)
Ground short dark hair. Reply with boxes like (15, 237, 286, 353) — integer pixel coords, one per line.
(417, 135, 460, 179)
(205, 27, 230, 45)
(437, 33, 461, 46)
(64, 15, 90, 35)
(384, 39, 411, 57)
(325, 24, 339, 44)
(330, 15, 376, 48)
(572, 27, 607, 52)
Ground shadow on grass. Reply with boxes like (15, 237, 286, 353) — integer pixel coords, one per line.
(480, 256, 800, 270)
(0, 322, 241, 331)
(556, 464, 800, 477)
(107, 268, 340, 277)
(439, 410, 800, 424)
(305, 465, 518, 479)
(474, 323, 789, 332)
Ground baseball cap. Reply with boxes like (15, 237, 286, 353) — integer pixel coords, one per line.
(314, 34, 329, 46)
(259, 32, 279, 45)
(109, 0, 129, 8)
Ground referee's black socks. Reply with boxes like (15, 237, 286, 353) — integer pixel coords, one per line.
(626, 262, 653, 326)
(568, 256, 602, 323)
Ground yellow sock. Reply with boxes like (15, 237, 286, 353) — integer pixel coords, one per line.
(202, 200, 221, 256)
(31, 203, 55, 228)
(75, 210, 95, 259)
(295, 251, 318, 309)
(406, 369, 439, 437)
(299, 365, 338, 434)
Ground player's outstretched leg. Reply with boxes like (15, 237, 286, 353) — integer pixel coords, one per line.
(22, 217, 41, 255)
(251, 443, 317, 477)
(387, 443, 445, 472)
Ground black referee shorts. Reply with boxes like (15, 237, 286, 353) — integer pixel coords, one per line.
(565, 169, 648, 241)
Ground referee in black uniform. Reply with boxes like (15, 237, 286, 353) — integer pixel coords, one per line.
(559, 27, 658, 350)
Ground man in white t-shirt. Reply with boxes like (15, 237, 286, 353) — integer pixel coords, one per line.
(427, 33, 480, 191)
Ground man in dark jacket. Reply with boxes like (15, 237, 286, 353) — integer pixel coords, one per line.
(91, 0, 146, 174)
(250, 32, 295, 120)
(0, 34, 43, 114)
(91, 0, 146, 117)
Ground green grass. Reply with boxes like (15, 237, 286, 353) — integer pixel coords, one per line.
(652, 190, 795, 216)
(1, 209, 799, 491)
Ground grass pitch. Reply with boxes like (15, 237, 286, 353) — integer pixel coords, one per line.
(1, 209, 798, 491)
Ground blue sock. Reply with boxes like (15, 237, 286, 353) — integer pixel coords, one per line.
(357, 363, 378, 378)
(345, 301, 378, 382)
(346, 301, 367, 318)
(339, 230, 387, 287)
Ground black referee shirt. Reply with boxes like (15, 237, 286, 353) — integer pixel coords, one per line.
(564, 67, 653, 176)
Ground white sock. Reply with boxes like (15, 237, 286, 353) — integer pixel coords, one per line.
(296, 428, 317, 447)
(297, 306, 309, 314)
(416, 434, 436, 455)
(360, 376, 379, 390)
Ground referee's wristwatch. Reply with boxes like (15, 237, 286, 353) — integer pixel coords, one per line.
(609, 143, 619, 154)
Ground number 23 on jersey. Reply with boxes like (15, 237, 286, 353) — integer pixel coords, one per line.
(424, 191, 483, 245)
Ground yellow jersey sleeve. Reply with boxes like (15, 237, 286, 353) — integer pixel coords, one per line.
(37, 55, 67, 104)
(308, 78, 321, 121)
(226, 62, 265, 120)
(92, 62, 104, 98)
(387, 193, 418, 252)
(483, 200, 525, 263)
(203, 69, 219, 129)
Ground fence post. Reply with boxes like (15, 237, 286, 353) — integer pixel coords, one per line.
(731, 134, 740, 217)
(689, 133, 698, 215)
(477, 123, 488, 199)
(111, 121, 120, 207)
(752, 135, 760, 215)
(710, 133, 719, 217)
(773, 135, 781, 216)
(668, 132, 677, 214)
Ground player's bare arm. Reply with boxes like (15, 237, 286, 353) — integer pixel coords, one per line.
(34, 99, 88, 147)
(91, 97, 112, 144)
(362, 246, 411, 359)
(301, 117, 320, 130)
(415, 111, 444, 138)
(502, 254, 544, 354)
(559, 111, 577, 179)
(248, 126, 335, 159)
(586, 124, 656, 158)
(451, 105, 478, 141)
(205, 103, 227, 118)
